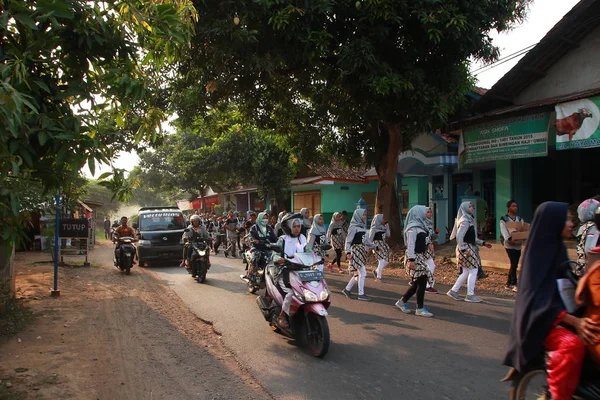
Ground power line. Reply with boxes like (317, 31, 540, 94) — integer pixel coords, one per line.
(472, 43, 537, 74)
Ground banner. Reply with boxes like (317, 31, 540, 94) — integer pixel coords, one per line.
(554, 96, 600, 150)
(176, 200, 191, 210)
(459, 113, 550, 167)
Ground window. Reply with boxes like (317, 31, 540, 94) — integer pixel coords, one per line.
(139, 212, 186, 231)
(293, 191, 321, 216)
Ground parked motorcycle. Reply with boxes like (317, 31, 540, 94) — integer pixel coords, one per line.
(241, 239, 277, 294)
(114, 236, 137, 275)
(185, 235, 211, 283)
(257, 244, 332, 358)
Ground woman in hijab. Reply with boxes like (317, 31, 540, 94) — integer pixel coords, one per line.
(274, 211, 286, 237)
(446, 201, 492, 303)
(300, 208, 311, 237)
(326, 212, 346, 274)
(307, 214, 329, 272)
(576, 198, 600, 276)
(273, 215, 308, 328)
(504, 202, 600, 400)
(342, 209, 377, 301)
(395, 206, 433, 317)
(369, 213, 391, 281)
(241, 212, 278, 280)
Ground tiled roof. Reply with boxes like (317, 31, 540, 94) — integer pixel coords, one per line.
(433, 129, 459, 144)
(307, 162, 370, 181)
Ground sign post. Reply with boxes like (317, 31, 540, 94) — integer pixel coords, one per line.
(51, 191, 60, 297)
(58, 219, 91, 267)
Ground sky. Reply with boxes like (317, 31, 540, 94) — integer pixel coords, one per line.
(84, 0, 581, 179)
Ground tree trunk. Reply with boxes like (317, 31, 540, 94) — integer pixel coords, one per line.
(0, 239, 16, 297)
(375, 123, 403, 243)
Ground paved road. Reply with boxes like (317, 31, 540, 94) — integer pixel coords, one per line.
(153, 254, 515, 400)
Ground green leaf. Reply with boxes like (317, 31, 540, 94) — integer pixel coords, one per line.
(34, 80, 51, 93)
(38, 131, 49, 146)
(88, 157, 96, 176)
(97, 172, 112, 180)
(14, 14, 38, 30)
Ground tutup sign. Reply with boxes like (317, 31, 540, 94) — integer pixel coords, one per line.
(554, 96, 600, 150)
(59, 219, 89, 238)
(459, 112, 551, 167)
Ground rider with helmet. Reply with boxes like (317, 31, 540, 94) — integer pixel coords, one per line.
(181, 215, 210, 275)
(241, 212, 277, 280)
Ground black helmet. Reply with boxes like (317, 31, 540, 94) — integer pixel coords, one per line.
(280, 213, 303, 236)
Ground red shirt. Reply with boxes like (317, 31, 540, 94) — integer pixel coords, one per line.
(115, 226, 136, 238)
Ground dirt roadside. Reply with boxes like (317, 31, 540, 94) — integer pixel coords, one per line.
(0, 241, 272, 400)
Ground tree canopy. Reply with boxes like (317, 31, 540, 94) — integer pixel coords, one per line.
(0, 0, 196, 249)
(170, 0, 530, 237)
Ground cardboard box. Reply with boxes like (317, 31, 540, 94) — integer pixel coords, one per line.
(506, 221, 530, 241)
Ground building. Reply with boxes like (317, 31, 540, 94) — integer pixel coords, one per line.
(455, 0, 600, 240)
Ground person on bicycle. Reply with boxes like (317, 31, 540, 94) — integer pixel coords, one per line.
(504, 202, 600, 400)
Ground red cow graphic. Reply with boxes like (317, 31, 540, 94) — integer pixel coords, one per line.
(555, 107, 593, 141)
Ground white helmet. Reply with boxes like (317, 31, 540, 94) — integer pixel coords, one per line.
(190, 215, 202, 224)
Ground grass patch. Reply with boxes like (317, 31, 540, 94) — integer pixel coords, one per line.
(0, 279, 33, 336)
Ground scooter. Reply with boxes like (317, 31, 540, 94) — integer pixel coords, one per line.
(256, 245, 332, 358)
(114, 236, 137, 275)
(241, 239, 277, 294)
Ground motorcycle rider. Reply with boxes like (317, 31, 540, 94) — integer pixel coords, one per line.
(182, 215, 210, 277)
(272, 214, 309, 329)
(113, 216, 137, 266)
(224, 210, 239, 258)
(242, 212, 277, 280)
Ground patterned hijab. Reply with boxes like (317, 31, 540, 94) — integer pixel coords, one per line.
(404, 206, 429, 235)
(577, 199, 600, 237)
(450, 202, 474, 241)
(308, 214, 327, 237)
(350, 209, 367, 230)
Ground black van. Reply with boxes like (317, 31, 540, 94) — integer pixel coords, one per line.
(134, 206, 186, 266)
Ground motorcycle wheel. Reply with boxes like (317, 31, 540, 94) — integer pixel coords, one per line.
(512, 369, 549, 400)
(305, 314, 330, 358)
(122, 259, 132, 275)
(197, 261, 208, 283)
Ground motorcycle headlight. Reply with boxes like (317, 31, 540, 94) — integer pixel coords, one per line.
(138, 240, 151, 247)
(319, 289, 330, 301)
(302, 289, 319, 302)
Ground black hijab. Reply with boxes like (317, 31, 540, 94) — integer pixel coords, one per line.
(503, 202, 570, 371)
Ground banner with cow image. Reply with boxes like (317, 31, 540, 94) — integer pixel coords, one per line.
(554, 95, 600, 150)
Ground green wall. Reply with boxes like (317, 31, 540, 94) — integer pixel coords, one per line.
(292, 180, 379, 224)
(402, 176, 429, 209)
(495, 159, 512, 241)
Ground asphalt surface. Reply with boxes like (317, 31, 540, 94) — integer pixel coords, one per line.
(153, 252, 516, 400)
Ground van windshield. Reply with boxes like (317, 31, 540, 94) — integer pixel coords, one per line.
(139, 212, 186, 231)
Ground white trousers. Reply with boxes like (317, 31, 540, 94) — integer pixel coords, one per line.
(278, 276, 293, 314)
(346, 266, 367, 295)
(451, 267, 477, 296)
(426, 258, 436, 288)
(375, 260, 388, 279)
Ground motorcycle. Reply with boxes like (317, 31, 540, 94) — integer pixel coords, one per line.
(241, 238, 277, 294)
(502, 359, 600, 399)
(184, 234, 211, 283)
(256, 244, 332, 358)
(502, 260, 600, 399)
(114, 236, 137, 275)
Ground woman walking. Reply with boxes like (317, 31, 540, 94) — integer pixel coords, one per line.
(300, 208, 311, 237)
(499, 200, 524, 291)
(307, 214, 329, 272)
(395, 206, 434, 317)
(369, 212, 390, 281)
(446, 201, 492, 303)
(342, 209, 377, 301)
(326, 212, 345, 274)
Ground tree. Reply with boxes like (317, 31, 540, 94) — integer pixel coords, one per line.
(0, 0, 197, 295)
(136, 107, 296, 208)
(170, 0, 529, 239)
